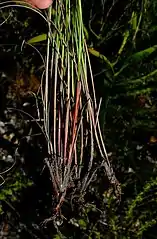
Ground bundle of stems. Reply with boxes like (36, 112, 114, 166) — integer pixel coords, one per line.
(0, 0, 120, 218)
(42, 0, 120, 215)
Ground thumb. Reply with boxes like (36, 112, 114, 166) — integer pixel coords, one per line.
(25, 0, 52, 9)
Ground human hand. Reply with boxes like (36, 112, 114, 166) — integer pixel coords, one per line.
(25, 0, 52, 9)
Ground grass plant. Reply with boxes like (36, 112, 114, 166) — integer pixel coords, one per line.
(0, 0, 120, 222)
